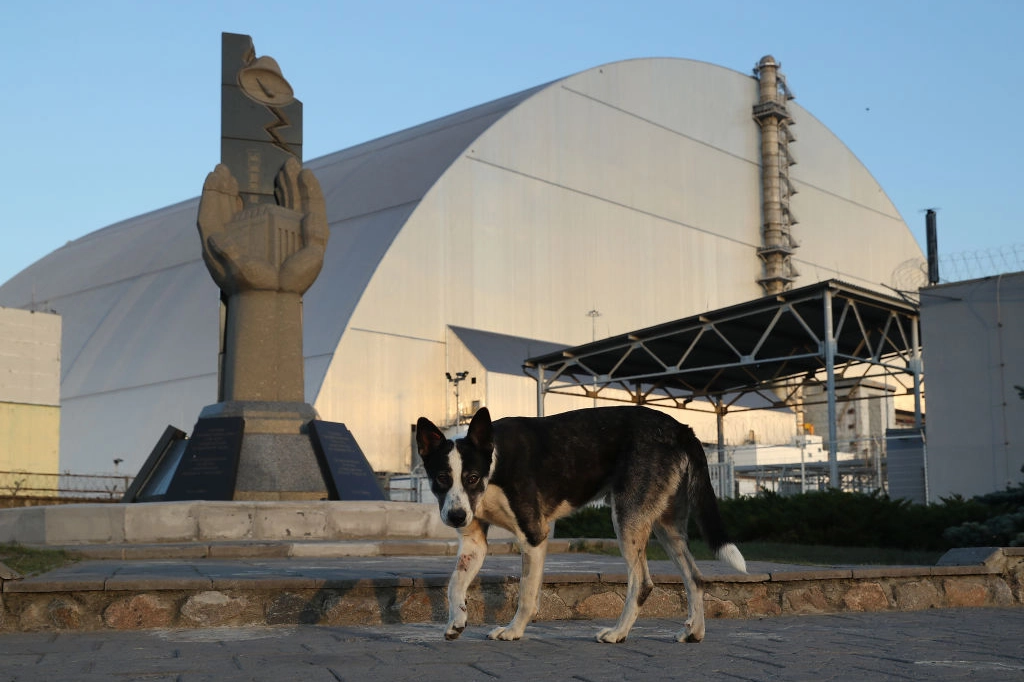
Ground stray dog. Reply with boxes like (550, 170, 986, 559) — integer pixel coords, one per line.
(415, 405, 746, 643)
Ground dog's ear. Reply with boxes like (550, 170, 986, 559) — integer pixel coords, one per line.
(466, 407, 493, 454)
(415, 417, 446, 459)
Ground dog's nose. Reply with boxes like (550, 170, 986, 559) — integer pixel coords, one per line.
(448, 509, 467, 527)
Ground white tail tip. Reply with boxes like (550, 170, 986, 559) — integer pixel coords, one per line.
(716, 543, 747, 574)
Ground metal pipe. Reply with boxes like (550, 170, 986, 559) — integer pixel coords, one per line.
(926, 209, 939, 285)
(911, 315, 923, 429)
(716, 398, 726, 465)
(536, 365, 545, 417)
(823, 289, 840, 487)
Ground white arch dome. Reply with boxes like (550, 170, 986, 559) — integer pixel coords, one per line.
(0, 58, 921, 475)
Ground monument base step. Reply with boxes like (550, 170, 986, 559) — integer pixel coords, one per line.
(0, 500, 517, 547)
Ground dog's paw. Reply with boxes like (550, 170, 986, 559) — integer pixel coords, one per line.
(487, 625, 523, 641)
(595, 627, 629, 644)
(444, 623, 465, 641)
(676, 620, 704, 643)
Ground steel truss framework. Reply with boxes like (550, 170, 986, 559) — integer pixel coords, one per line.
(523, 280, 923, 487)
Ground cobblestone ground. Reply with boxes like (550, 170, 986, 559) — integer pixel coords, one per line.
(2, 608, 1023, 681)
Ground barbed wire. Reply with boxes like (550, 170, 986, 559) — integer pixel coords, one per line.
(938, 243, 1024, 282)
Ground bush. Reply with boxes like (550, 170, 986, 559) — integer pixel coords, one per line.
(941, 485, 1024, 547)
(554, 506, 614, 539)
(720, 489, 906, 549)
(553, 485, 1023, 552)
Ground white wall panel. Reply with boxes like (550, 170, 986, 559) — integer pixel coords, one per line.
(315, 329, 446, 473)
(61, 374, 216, 475)
(0, 307, 60, 406)
(921, 273, 1024, 500)
(326, 58, 924, 472)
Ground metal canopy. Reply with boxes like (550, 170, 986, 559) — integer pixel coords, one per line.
(523, 279, 923, 487)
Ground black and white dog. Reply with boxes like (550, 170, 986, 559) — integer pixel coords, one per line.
(415, 405, 746, 643)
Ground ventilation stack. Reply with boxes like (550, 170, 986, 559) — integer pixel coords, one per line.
(753, 55, 799, 295)
(926, 209, 940, 285)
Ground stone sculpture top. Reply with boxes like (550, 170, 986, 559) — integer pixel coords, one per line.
(196, 34, 328, 404)
(198, 158, 327, 297)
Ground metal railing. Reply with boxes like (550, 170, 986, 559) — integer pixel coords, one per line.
(708, 462, 736, 500)
(0, 471, 134, 500)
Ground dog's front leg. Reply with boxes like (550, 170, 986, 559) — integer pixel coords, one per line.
(445, 520, 487, 640)
(488, 538, 547, 641)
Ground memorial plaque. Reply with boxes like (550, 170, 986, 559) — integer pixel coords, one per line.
(164, 417, 245, 501)
(309, 420, 384, 500)
(122, 425, 186, 499)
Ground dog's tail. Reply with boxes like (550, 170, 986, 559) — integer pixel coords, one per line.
(684, 428, 747, 574)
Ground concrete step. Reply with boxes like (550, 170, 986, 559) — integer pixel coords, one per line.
(0, 500, 485, 546)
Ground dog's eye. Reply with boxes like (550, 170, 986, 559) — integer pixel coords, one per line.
(465, 473, 480, 486)
(436, 473, 452, 486)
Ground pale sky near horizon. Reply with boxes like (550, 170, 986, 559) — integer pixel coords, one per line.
(2, 0, 1021, 287)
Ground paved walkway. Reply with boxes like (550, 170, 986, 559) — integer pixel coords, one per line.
(2, 608, 1023, 681)
(10, 552, 812, 591)
(2, 547, 1023, 679)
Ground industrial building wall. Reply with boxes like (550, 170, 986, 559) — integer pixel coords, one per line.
(804, 381, 899, 462)
(786, 107, 918, 290)
(0, 58, 926, 478)
(312, 58, 924, 472)
(315, 328, 447, 473)
(0, 307, 61, 483)
(920, 273, 1024, 501)
(0, 403, 59, 480)
(314, 68, 765, 470)
(60, 375, 215, 475)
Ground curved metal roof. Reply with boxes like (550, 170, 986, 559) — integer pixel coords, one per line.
(0, 57, 924, 476)
(0, 85, 547, 402)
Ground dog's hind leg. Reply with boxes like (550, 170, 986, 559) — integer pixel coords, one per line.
(653, 513, 706, 643)
(488, 537, 548, 641)
(445, 520, 488, 640)
(596, 505, 654, 643)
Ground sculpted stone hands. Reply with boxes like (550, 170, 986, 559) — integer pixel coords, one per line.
(197, 158, 329, 295)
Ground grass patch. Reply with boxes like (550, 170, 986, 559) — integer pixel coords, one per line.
(569, 538, 942, 566)
(0, 543, 74, 577)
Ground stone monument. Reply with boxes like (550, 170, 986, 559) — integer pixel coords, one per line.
(126, 33, 382, 502)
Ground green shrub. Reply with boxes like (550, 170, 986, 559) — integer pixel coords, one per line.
(940, 483, 1024, 548)
(554, 506, 614, 539)
(554, 484, 1023, 551)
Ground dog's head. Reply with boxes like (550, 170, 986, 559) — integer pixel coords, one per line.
(415, 407, 495, 529)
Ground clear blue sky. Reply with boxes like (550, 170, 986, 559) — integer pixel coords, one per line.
(2, 0, 1021, 286)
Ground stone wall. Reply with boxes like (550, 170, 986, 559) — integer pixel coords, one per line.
(2, 547, 1020, 633)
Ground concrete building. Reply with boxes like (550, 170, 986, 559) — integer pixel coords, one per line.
(804, 379, 897, 467)
(729, 434, 859, 496)
(0, 57, 924, 478)
(920, 272, 1024, 501)
(0, 307, 61, 491)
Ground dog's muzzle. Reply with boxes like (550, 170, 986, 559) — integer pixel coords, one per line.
(446, 509, 468, 527)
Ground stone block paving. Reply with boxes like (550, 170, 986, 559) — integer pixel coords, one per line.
(1, 608, 1023, 681)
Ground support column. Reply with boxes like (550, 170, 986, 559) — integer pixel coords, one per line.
(715, 398, 727, 465)
(824, 289, 839, 488)
(535, 365, 546, 417)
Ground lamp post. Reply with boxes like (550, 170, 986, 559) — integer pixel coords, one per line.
(446, 371, 470, 426)
(585, 310, 601, 406)
(586, 309, 602, 341)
